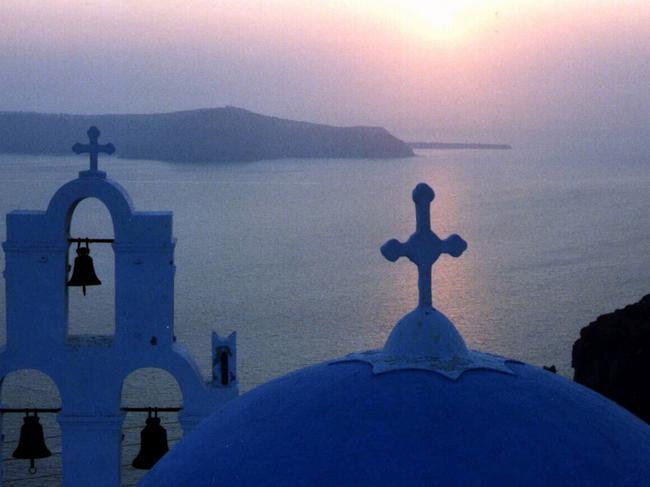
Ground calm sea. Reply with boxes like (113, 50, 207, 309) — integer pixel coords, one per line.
(1, 132, 649, 484)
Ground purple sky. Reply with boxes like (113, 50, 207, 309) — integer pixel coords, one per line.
(1, 1, 648, 139)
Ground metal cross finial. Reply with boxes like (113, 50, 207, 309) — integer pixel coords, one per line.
(381, 183, 467, 308)
(72, 126, 115, 172)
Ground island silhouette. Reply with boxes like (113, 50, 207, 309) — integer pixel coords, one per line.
(0, 107, 413, 163)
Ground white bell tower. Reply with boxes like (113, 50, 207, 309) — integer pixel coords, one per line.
(1, 126, 238, 486)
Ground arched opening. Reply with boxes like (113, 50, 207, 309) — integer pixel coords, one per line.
(1, 369, 62, 485)
(66, 198, 115, 338)
(120, 368, 183, 486)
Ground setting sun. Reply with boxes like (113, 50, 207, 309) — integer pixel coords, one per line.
(403, 1, 459, 40)
(396, 0, 472, 42)
(355, 0, 504, 43)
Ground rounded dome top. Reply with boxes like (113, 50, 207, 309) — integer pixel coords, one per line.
(143, 358, 650, 486)
(142, 183, 650, 486)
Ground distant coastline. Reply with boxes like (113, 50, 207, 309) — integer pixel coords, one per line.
(0, 107, 414, 163)
(409, 142, 512, 150)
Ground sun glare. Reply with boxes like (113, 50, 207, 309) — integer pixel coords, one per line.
(401, 1, 460, 41)
(360, 0, 510, 44)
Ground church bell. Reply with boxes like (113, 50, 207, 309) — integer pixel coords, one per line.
(12, 412, 52, 473)
(67, 240, 101, 295)
(132, 410, 169, 470)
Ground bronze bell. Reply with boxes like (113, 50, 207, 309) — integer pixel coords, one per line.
(13, 412, 52, 473)
(67, 240, 101, 295)
(132, 410, 169, 470)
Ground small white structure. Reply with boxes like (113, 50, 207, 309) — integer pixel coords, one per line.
(0, 127, 237, 486)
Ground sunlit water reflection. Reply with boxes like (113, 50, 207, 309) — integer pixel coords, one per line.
(1, 133, 649, 484)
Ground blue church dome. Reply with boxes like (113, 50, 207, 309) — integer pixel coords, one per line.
(142, 183, 650, 486)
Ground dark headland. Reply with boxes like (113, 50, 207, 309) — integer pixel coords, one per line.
(409, 142, 512, 150)
(0, 107, 414, 162)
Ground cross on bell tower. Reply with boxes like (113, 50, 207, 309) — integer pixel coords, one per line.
(380, 183, 467, 308)
(72, 126, 115, 174)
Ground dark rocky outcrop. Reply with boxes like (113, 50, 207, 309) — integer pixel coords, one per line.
(0, 107, 414, 162)
(572, 294, 650, 423)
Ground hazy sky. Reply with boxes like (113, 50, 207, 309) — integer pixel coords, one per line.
(1, 1, 648, 139)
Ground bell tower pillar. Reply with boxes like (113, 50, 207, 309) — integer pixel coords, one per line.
(58, 414, 124, 487)
(4, 212, 67, 353)
(114, 213, 176, 347)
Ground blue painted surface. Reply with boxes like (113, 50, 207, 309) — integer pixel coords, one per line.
(0, 128, 238, 486)
(142, 181, 650, 486)
(333, 307, 518, 379)
(143, 360, 650, 486)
